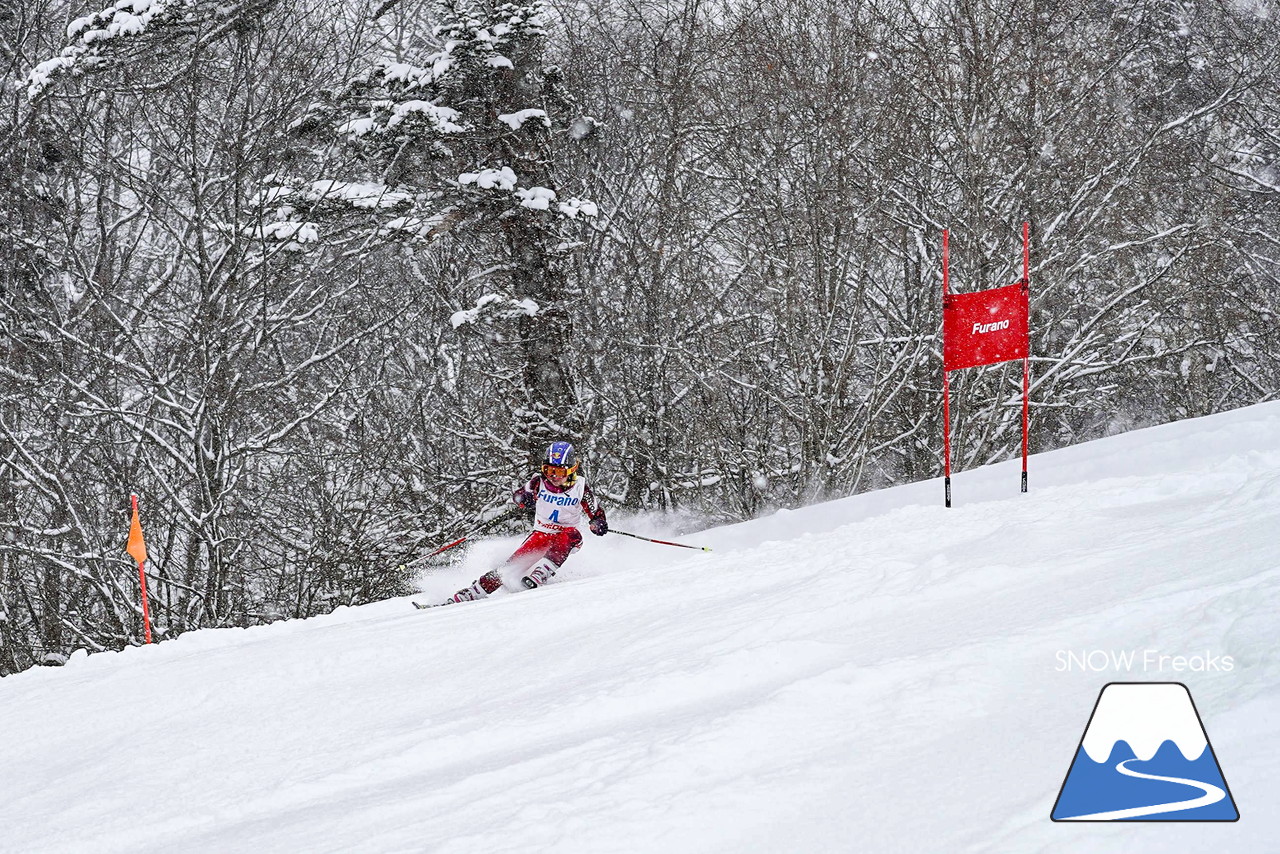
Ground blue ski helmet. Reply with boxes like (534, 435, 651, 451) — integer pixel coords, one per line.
(543, 441, 579, 483)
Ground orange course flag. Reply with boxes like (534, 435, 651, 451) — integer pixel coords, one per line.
(127, 494, 147, 565)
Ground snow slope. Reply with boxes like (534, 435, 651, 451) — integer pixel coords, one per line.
(3, 404, 1280, 853)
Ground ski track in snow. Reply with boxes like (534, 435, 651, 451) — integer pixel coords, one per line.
(2, 405, 1280, 853)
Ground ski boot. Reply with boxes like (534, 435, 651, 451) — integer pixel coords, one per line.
(445, 570, 503, 604)
(521, 559, 558, 589)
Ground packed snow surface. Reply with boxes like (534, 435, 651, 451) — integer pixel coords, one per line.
(4, 404, 1280, 852)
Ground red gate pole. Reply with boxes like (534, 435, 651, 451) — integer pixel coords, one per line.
(942, 229, 952, 508)
(1021, 221, 1030, 494)
(944, 371, 953, 507)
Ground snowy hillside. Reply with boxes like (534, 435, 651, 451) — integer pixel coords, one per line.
(4, 405, 1280, 853)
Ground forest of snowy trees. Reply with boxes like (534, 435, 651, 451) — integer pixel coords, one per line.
(1, 0, 1277, 672)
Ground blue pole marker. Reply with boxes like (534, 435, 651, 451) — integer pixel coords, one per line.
(1052, 682, 1239, 822)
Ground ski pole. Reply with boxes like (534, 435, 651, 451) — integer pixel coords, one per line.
(403, 506, 521, 569)
(425, 536, 469, 558)
(399, 536, 469, 572)
(610, 529, 712, 552)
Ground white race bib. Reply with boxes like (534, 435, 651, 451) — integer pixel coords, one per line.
(535, 478, 586, 531)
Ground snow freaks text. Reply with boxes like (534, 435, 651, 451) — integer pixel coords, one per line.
(1055, 650, 1235, 673)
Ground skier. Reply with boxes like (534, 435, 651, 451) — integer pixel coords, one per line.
(442, 441, 608, 604)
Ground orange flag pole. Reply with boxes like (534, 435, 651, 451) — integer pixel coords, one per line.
(127, 494, 153, 644)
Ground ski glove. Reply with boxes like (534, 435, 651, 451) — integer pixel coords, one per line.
(515, 491, 536, 512)
(589, 516, 608, 536)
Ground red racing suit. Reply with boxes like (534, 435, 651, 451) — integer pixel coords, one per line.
(473, 474, 606, 594)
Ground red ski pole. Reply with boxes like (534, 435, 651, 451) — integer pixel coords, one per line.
(426, 536, 468, 558)
(611, 529, 712, 552)
(402, 507, 520, 570)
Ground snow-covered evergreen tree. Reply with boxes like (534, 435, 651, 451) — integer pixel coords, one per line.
(267, 0, 599, 459)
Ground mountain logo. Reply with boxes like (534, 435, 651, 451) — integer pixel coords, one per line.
(1052, 682, 1239, 822)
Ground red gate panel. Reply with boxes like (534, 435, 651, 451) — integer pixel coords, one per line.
(943, 282, 1029, 371)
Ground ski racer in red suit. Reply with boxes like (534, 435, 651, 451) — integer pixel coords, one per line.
(445, 441, 608, 603)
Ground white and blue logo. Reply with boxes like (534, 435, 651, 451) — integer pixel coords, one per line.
(1052, 682, 1238, 821)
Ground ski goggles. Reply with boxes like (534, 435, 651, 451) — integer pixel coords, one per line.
(542, 463, 577, 479)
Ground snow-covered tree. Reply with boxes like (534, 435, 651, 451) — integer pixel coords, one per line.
(4, 0, 423, 668)
(266, 0, 600, 461)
